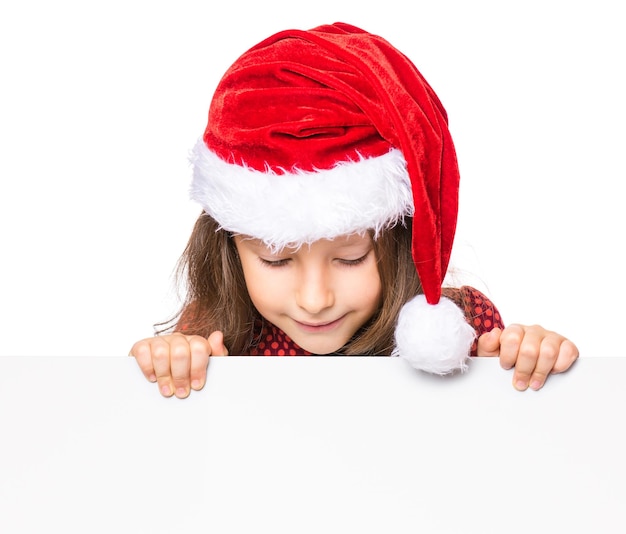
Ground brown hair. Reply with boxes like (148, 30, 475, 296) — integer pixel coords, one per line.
(157, 212, 423, 355)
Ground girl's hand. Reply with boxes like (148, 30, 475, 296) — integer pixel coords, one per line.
(476, 325, 579, 391)
(129, 331, 228, 398)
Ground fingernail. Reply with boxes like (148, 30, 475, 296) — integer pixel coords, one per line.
(191, 379, 202, 390)
(515, 380, 528, 391)
(149, 374, 157, 382)
(176, 387, 187, 398)
(161, 384, 171, 396)
(530, 380, 542, 391)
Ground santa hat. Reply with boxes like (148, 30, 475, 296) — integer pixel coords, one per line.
(190, 22, 476, 374)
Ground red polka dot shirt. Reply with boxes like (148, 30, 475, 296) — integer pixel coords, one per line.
(245, 286, 503, 356)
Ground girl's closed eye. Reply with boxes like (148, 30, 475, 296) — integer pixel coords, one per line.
(257, 249, 372, 268)
(336, 250, 372, 267)
(258, 257, 291, 268)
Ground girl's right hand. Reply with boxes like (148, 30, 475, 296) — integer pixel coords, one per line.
(130, 331, 228, 398)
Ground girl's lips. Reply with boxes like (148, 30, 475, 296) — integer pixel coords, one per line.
(294, 316, 345, 333)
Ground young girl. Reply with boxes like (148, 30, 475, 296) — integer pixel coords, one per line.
(130, 22, 578, 398)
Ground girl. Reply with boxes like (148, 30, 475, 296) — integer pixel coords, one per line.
(130, 22, 578, 398)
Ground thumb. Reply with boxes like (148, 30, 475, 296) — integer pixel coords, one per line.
(207, 330, 229, 356)
(476, 328, 502, 357)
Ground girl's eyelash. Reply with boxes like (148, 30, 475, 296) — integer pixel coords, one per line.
(259, 257, 290, 267)
(258, 250, 371, 268)
(338, 252, 370, 266)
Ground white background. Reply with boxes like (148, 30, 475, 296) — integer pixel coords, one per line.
(1, 0, 624, 358)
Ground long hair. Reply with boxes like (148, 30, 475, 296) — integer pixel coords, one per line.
(157, 212, 423, 355)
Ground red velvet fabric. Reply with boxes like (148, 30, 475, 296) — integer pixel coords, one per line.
(202, 22, 460, 306)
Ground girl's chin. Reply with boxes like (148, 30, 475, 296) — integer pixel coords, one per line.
(286, 331, 349, 355)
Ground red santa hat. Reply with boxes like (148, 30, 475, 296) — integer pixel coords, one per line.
(190, 22, 476, 374)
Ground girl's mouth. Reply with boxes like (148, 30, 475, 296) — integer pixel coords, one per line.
(294, 316, 345, 333)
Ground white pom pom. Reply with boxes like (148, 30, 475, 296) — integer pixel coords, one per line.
(392, 294, 477, 375)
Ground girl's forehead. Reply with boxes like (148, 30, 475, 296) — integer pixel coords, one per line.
(236, 232, 373, 253)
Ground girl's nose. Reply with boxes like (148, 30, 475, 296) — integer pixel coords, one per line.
(295, 267, 335, 314)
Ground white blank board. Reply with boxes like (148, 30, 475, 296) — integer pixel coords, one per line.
(0, 355, 624, 533)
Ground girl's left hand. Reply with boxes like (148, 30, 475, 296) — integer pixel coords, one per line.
(476, 325, 579, 391)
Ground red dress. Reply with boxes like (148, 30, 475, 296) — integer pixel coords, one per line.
(240, 286, 504, 356)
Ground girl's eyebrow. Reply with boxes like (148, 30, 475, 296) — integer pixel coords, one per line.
(331, 244, 372, 255)
(336, 236, 371, 247)
(243, 239, 290, 255)
(332, 236, 373, 249)
(241, 235, 372, 254)
(236, 236, 267, 248)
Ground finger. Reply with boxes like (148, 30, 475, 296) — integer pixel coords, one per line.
(168, 334, 193, 398)
(527, 335, 561, 391)
(207, 330, 229, 356)
(510, 326, 545, 391)
(552, 339, 579, 373)
(498, 324, 525, 370)
(129, 340, 157, 383)
(476, 328, 502, 357)
(150, 336, 176, 398)
(187, 335, 212, 391)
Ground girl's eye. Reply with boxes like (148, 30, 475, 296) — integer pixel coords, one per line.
(259, 257, 290, 267)
(338, 251, 370, 266)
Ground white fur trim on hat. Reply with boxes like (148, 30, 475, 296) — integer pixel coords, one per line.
(190, 140, 414, 249)
(392, 294, 477, 375)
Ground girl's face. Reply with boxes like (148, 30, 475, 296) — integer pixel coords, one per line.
(234, 233, 382, 354)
